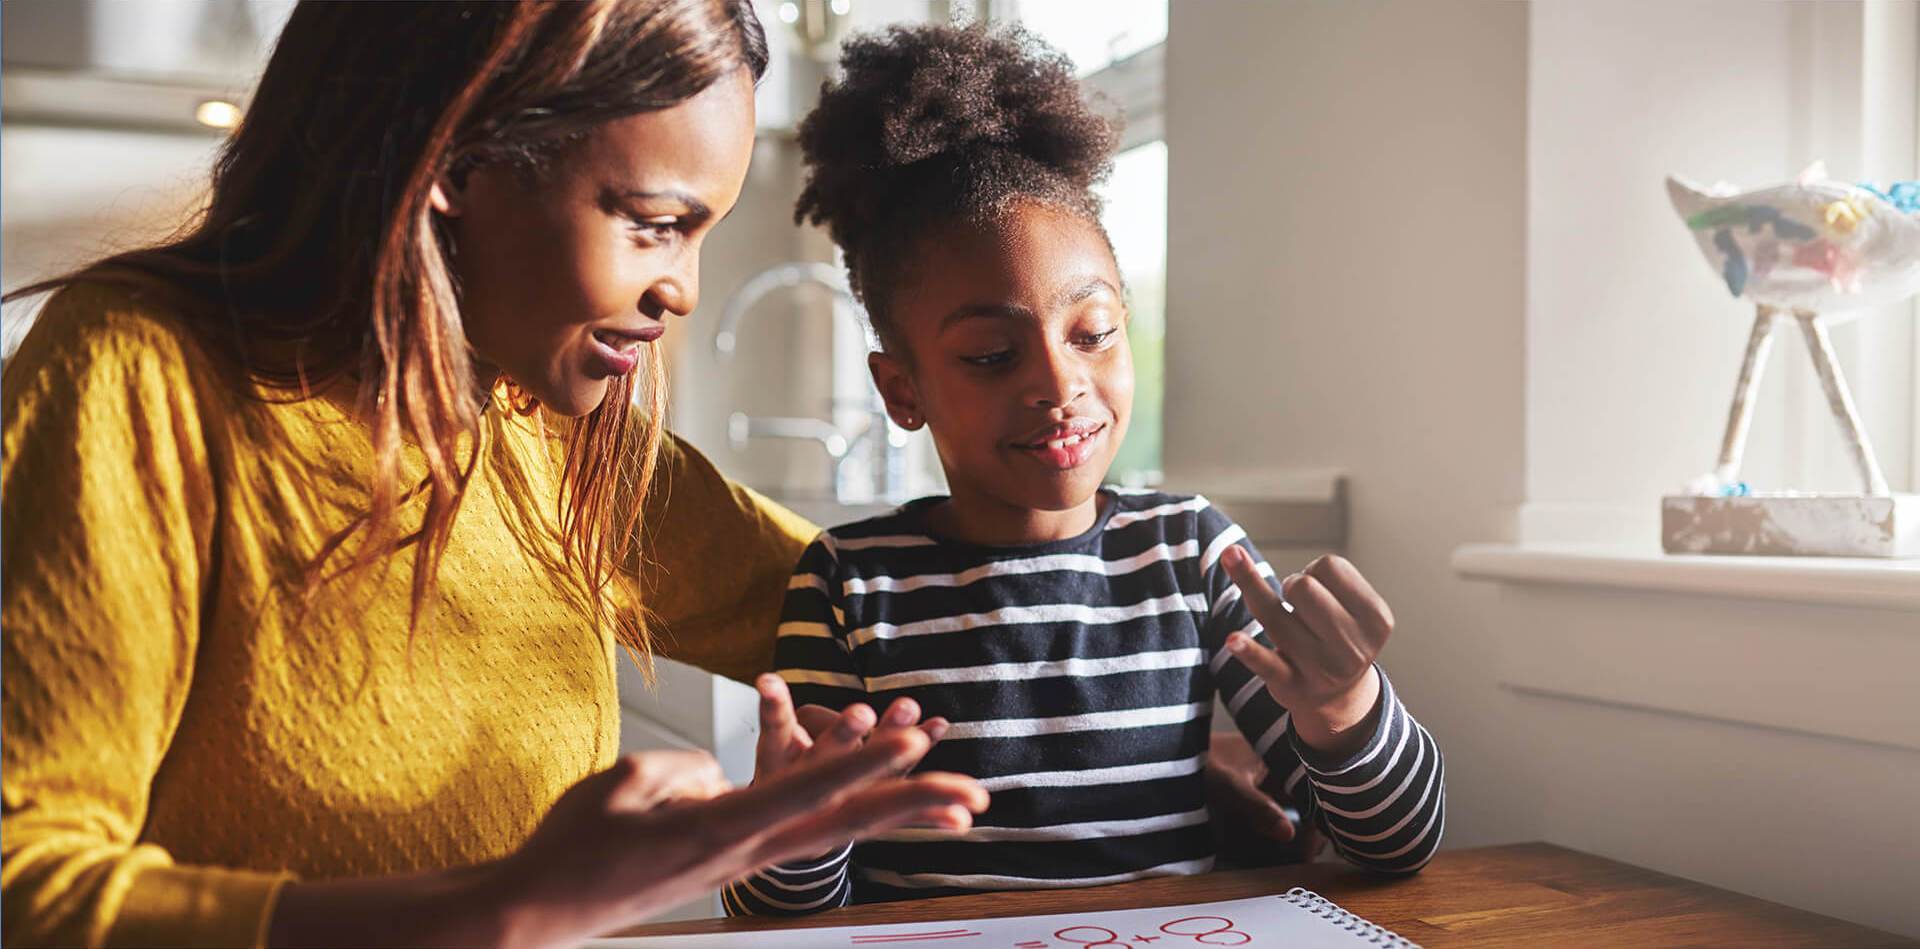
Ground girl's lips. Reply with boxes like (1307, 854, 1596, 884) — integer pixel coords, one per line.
(1013, 423, 1106, 470)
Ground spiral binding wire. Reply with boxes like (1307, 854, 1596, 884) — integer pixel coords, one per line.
(1282, 887, 1422, 948)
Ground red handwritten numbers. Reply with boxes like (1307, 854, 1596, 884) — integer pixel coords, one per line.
(1038, 915, 1249, 948)
(1158, 916, 1251, 946)
(1052, 925, 1127, 948)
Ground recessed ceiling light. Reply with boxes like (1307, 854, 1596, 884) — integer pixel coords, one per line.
(195, 99, 242, 130)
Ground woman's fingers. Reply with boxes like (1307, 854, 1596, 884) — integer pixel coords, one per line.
(876, 696, 922, 733)
(754, 675, 809, 776)
(704, 728, 934, 835)
(794, 703, 843, 739)
(748, 772, 988, 866)
(1278, 572, 1367, 668)
(919, 716, 950, 743)
(811, 703, 878, 758)
(607, 750, 731, 813)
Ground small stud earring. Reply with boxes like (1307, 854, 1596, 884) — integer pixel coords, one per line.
(901, 415, 918, 428)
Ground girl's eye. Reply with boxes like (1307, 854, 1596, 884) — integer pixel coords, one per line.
(961, 350, 1013, 368)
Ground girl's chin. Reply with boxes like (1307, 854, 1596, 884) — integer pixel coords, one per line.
(1001, 469, 1109, 511)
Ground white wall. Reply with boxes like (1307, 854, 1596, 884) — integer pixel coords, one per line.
(1169, 0, 1920, 938)
(1166, 0, 1529, 861)
(1, 125, 222, 355)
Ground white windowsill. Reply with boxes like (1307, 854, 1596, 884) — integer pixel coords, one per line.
(1451, 543, 1920, 613)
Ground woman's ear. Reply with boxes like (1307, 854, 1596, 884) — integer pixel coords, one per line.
(869, 351, 923, 430)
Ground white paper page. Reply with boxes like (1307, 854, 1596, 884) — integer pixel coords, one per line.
(587, 891, 1415, 948)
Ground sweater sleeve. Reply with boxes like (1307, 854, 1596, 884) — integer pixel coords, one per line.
(1194, 499, 1445, 874)
(723, 538, 861, 916)
(2, 288, 293, 949)
(633, 434, 820, 685)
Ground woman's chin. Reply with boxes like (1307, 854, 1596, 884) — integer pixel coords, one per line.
(519, 378, 612, 418)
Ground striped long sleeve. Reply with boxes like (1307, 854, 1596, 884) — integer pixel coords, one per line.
(1195, 503, 1446, 873)
(726, 490, 1444, 917)
(724, 540, 862, 915)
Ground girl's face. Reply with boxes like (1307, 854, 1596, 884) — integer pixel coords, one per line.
(443, 71, 757, 417)
(872, 202, 1133, 529)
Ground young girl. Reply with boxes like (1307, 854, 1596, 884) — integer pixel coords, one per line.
(727, 23, 1443, 915)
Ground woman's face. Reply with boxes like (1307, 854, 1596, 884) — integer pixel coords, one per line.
(444, 70, 757, 416)
(873, 202, 1133, 522)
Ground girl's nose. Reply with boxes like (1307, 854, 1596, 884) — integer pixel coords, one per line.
(1025, 344, 1088, 409)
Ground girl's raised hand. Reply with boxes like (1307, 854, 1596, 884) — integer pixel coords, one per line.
(1219, 549, 1390, 756)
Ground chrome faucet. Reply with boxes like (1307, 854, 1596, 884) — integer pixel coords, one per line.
(713, 262, 909, 504)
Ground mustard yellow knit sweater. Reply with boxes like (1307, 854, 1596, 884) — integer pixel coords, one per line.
(0, 285, 816, 948)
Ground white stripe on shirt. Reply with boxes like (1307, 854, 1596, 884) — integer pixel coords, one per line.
(974, 754, 1207, 792)
(851, 594, 1209, 646)
(876, 807, 1210, 844)
(941, 702, 1209, 741)
(860, 857, 1215, 891)
(1104, 496, 1209, 531)
(864, 648, 1204, 691)
(1200, 523, 1247, 573)
(842, 541, 1199, 596)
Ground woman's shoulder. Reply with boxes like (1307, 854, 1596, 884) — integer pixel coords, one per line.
(6, 280, 227, 389)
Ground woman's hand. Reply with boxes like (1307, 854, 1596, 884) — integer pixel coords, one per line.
(752, 675, 965, 834)
(1220, 550, 1390, 757)
(488, 732, 987, 949)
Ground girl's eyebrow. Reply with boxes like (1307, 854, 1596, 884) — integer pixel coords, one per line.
(939, 277, 1120, 330)
(1058, 277, 1120, 307)
(939, 302, 1031, 330)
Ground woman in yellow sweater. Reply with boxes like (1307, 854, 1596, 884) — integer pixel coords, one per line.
(0, 2, 987, 946)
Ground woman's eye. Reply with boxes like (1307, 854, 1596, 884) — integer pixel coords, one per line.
(627, 217, 681, 244)
(1078, 328, 1120, 347)
(961, 350, 1013, 368)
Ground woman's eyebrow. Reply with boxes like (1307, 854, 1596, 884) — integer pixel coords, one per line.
(613, 188, 713, 220)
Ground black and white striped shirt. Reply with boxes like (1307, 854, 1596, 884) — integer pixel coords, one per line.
(724, 490, 1444, 916)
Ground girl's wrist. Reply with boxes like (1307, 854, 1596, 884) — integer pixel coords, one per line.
(1291, 670, 1383, 758)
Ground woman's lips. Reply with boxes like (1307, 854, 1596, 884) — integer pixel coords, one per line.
(585, 326, 663, 378)
(1013, 423, 1107, 470)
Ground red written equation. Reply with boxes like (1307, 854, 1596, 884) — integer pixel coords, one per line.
(847, 916, 1249, 948)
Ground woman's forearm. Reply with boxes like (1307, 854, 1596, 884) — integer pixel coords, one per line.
(267, 861, 523, 949)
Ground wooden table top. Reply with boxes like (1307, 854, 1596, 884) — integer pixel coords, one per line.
(615, 843, 1913, 947)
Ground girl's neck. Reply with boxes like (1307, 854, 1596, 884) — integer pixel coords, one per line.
(927, 484, 1107, 547)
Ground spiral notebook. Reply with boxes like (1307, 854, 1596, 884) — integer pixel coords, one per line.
(589, 888, 1420, 948)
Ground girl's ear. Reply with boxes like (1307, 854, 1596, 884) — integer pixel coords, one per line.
(868, 351, 923, 430)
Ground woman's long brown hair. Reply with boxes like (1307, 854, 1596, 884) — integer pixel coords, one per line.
(4, 0, 767, 660)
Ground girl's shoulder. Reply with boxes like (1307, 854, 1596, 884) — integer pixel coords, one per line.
(815, 499, 938, 556)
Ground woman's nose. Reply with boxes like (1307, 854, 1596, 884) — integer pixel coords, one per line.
(649, 254, 701, 317)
